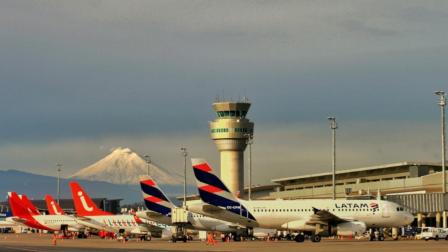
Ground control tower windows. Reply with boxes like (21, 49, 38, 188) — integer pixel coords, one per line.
(211, 128, 229, 133)
(215, 110, 248, 118)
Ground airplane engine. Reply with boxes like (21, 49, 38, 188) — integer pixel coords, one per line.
(281, 220, 315, 231)
(335, 221, 366, 236)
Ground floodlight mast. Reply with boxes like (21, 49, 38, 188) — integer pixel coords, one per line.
(435, 90, 446, 228)
(328, 117, 338, 200)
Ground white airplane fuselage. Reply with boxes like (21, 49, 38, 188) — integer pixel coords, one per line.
(10, 215, 84, 232)
(189, 199, 414, 231)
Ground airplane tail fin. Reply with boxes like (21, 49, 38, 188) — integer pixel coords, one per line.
(139, 175, 174, 217)
(69, 182, 112, 216)
(8, 192, 33, 218)
(191, 158, 255, 221)
(19, 195, 40, 216)
(8, 192, 57, 231)
(44, 195, 65, 215)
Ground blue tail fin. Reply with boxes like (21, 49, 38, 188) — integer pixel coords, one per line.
(191, 158, 255, 221)
(139, 175, 174, 217)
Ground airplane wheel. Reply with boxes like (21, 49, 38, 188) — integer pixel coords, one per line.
(294, 234, 305, 243)
(435, 236, 439, 241)
(311, 234, 321, 243)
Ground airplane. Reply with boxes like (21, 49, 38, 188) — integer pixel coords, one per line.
(44, 195, 65, 215)
(7, 192, 84, 233)
(135, 175, 246, 241)
(69, 181, 165, 238)
(188, 158, 415, 243)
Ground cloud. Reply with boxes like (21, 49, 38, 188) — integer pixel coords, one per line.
(0, 121, 442, 185)
(0, 1, 447, 181)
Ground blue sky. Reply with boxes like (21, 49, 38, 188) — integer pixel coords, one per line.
(0, 1, 447, 184)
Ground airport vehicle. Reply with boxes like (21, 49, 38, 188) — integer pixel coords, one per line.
(420, 227, 448, 241)
(7, 192, 84, 232)
(44, 195, 65, 215)
(69, 181, 161, 238)
(136, 175, 246, 241)
(189, 158, 415, 243)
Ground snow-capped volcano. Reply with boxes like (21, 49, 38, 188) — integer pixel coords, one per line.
(70, 147, 183, 185)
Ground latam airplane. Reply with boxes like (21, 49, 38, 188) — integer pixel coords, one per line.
(188, 159, 415, 243)
(136, 175, 243, 235)
(7, 192, 84, 232)
(69, 182, 161, 237)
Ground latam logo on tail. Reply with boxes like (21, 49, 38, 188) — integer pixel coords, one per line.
(77, 191, 94, 212)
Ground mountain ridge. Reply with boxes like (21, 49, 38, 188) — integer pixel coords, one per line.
(0, 169, 185, 204)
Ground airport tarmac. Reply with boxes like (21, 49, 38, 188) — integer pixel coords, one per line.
(0, 234, 447, 252)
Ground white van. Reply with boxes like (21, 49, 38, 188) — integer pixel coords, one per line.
(420, 227, 448, 241)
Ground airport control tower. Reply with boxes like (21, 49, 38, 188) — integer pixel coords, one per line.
(210, 101, 254, 196)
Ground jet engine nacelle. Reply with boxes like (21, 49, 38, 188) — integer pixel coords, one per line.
(281, 220, 315, 231)
(335, 221, 366, 236)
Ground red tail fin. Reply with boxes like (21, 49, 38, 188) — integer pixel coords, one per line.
(69, 182, 112, 216)
(44, 195, 65, 215)
(8, 192, 33, 218)
(19, 195, 40, 216)
(8, 192, 56, 231)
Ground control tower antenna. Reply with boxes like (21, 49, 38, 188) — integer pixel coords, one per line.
(209, 100, 254, 196)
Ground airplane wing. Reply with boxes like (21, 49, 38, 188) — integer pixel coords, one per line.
(7, 217, 28, 224)
(74, 216, 116, 233)
(0, 220, 17, 227)
(191, 203, 259, 228)
(306, 207, 353, 225)
(136, 210, 164, 219)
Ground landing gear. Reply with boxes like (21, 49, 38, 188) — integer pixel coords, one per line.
(310, 234, 321, 243)
(294, 234, 305, 243)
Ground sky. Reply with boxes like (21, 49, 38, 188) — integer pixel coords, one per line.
(0, 1, 448, 185)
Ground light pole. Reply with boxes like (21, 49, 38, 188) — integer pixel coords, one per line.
(144, 155, 151, 176)
(244, 133, 253, 200)
(181, 147, 188, 208)
(56, 163, 62, 204)
(328, 117, 338, 200)
(435, 91, 446, 228)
